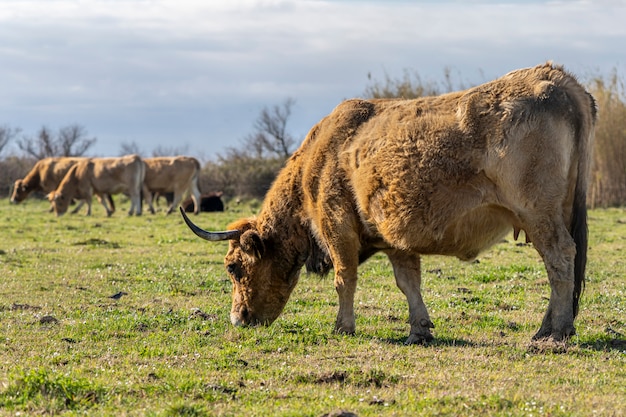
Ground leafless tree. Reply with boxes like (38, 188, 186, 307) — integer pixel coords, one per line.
(209, 98, 300, 198)
(119, 141, 145, 157)
(0, 125, 20, 155)
(58, 125, 96, 156)
(17, 127, 54, 158)
(244, 98, 297, 159)
(151, 144, 190, 157)
(17, 124, 96, 159)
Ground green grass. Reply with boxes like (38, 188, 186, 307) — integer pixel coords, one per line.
(1, 199, 625, 416)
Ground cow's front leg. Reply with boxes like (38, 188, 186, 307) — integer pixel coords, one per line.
(387, 249, 434, 344)
(85, 199, 93, 216)
(70, 200, 85, 214)
(95, 193, 114, 217)
(333, 263, 358, 334)
(322, 222, 360, 335)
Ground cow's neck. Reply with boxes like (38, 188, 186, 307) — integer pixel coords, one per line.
(22, 171, 42, 192)
(257, 159, 310, 264)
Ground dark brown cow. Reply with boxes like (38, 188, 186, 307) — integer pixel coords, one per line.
(142, 156, 201, 214)
(181, 192, 224, 213)
(49, 154, 144, 216)
(181, 63, 596, 344)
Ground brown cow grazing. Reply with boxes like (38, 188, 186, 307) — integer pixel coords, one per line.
(11, 157, 84, 203)
(181, 63, 596, 344)
(11, 157, 115, 213)
(142, 156, 201, 215)
(49, 154, 145, 216)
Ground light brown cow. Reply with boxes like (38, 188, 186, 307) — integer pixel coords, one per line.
(49, 154, 145, 216)
(181, 63, 596, 344)
(142, 156, 201, 215)
(11, 157, 114, 213)
(11, 157, 84, 205)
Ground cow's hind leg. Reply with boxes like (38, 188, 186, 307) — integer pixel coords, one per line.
(166, 190, 184, 215)
(144, 187, 156, 214)
(128, 192, 142, 216)
(190, 180, 201, 215)
(526, 215, 577, 341)
(386, 250, 434, 344)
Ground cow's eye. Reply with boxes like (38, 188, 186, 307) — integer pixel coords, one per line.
(226, 263, 242, 282)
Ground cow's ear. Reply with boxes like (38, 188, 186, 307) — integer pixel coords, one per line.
(46, 192, 56, 202)
(240, 230, 265, 260)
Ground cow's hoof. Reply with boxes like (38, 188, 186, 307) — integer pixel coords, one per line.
(333, 327, 356, 335)
(532, 325, 575, 342)
(405, 332, 434, 345)
(333, 320, 356, 335)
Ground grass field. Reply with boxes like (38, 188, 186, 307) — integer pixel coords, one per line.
(1, 198, 625, 416)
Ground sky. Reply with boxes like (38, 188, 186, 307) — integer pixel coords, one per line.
(1, 0, 624, 160)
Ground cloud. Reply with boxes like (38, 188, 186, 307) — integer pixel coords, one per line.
(0, 0, 624, 157)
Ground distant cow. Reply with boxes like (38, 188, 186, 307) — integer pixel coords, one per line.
(181, 192, 224, 213)
(48, 154, 145, 216)
(181, 63, 596, 344)
(142, 156, 201, 215)
(10, 157, 114, 213)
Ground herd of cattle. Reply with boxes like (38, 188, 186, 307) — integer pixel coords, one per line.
(10, 155, 224, 216)
(9, 63, 598, 345)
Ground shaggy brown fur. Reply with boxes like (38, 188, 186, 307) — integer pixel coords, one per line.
(49, 154, 145, 216)
(142, 156, 201, 215)
(184, 62, 596, 343)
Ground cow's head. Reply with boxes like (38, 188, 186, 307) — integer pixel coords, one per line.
(180, 208, 302, 327)
(10, 179, 28, 203)
(47, 191, 69, 216)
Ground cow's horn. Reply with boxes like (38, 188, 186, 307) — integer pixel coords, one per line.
(179, 207, 241, 241)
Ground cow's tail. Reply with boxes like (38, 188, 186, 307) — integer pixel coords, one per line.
(568, 81, 597, 318)
(190, 158, 201, 214)
(135, 158, 147, 214)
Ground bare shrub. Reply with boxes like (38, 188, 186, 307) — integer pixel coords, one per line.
(207, 98, 298, 199)
(587, 70, 626, 207)
(17, 124, 96, 159)
(0, 156, 36, 197)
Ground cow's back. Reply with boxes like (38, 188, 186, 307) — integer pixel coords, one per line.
(90, 155, 144, 194)
(45, 158, 84, 190)
(22, 157, 83, 193)
(295, 63, 593, 260)
(144, 156, 200, 192)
